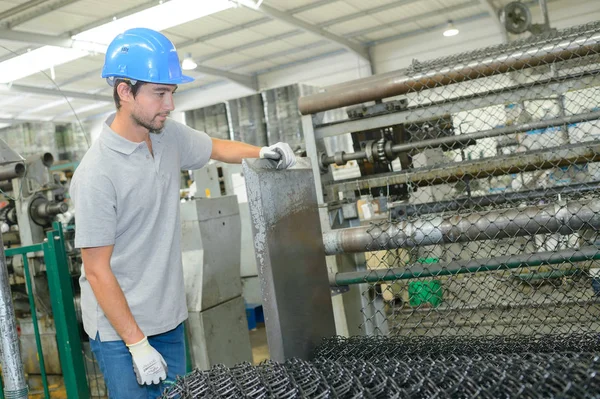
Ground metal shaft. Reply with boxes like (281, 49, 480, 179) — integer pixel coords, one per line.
(298, 32, 600, 115)
(323, 199, 600, 254)
(0, 163, 24, 181)
(392, 181, 600, 217)
(325, 141, 600, 198)
(0, 181, 13, 193)
(329, 246, 600, 285)
(34, 201, 69, 219)
(321, 110, 600, 167)
(0, 233, 28, 398)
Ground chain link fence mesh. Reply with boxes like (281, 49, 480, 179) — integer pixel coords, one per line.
(161, 350, 600, 398)
(343, 20, 600, 338)
(162, 21, 600, 398)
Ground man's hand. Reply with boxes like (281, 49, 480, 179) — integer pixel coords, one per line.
(259, 142, 296, 169)
(127, 336, 167, 385)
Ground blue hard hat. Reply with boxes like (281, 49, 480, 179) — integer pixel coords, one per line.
(102, 27, 193, 85)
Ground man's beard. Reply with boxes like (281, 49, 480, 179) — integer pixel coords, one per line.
(131, 112, 168, 134)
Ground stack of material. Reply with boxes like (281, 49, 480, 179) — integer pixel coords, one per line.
(228, 94, 268, 147)
(262, 84, 318, 151)
(161, 333, 600, 398)
(185, 103, 230, 140)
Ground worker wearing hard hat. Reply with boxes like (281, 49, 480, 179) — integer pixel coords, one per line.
(70, 28, 295, 399)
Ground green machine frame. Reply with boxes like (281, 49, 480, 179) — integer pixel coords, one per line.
(0, 222, 89, 399)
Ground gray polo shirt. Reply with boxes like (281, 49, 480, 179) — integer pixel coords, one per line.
(71, 114, 212, 341)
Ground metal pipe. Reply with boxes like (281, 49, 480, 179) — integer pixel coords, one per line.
(329, 246, 600, 285)
(0, 180, 13, 193)
(0, 163, 24, 181)
(0, 234, 28, 398)
(298, 31, 600, 114)
(323, 199, 600, 254)
(21, 255, 50, 399)
(391, 181, 600, 217)
(394, 110, 600, 156)
(26, 153, 53, 168)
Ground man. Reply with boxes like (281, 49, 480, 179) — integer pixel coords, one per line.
(70, 28, 296, 399)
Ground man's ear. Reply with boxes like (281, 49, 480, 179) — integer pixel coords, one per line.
(116, 82, 133, 105)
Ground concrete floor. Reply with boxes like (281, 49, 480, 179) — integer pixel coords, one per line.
(249, 323, 270, 364)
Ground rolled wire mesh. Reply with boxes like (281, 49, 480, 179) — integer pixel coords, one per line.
(161, 351, 600, 398)
(163, 21, 600, 398)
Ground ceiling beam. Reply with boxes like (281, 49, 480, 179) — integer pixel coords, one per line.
(194, 65, 258, 91)
(0, 0, 49, 21)
(347, 0, 480, 38)
(0, 117, 53, 124)
(252, 3, 371, 63)
(192, 0, 473, 67)
(174, 0, 339, 49)
(0, 29, 74, 47)
(0, 0, 339, 90)
(320, 0, 421, 28)
(3, 0, 80, 28)
(3, 84, 112, 102)
(66, 0, 156, 36)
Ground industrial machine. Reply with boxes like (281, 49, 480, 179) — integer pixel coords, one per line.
(283, 17, 600, 339)
(0, 151, 72, 378)
(225, 18, 600, 366)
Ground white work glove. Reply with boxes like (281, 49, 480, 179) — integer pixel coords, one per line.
(126, 336, 167, 385)
(259, 142, 296, 169)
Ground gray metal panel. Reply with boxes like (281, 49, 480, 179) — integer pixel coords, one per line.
(185, 296, 253, 370)
(181, 196, 242, 312)
(239, 203, 258, 278)
(191, 165, 222, 200)
(243, 157, 336, 361)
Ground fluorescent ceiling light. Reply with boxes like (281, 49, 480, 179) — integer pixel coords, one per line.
(73, 0, 234, 48)
(443, 21, 459, 37)
(0, 0, 235, 84)
(233, 0, 264, 9)
(0, 46, 88, 83)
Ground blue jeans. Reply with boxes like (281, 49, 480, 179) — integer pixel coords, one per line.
(90, 323, 185, 399)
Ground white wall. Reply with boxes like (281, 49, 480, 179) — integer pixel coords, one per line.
(173, 0, 600, 113)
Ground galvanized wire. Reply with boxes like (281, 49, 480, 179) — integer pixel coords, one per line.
(313, 333, 600, 359)
(160, 351, 600, 398)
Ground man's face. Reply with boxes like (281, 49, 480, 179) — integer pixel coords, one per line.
(130, 83, 178, 133)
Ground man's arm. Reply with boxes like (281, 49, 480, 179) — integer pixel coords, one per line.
(210, 137, 297, 169)
(81, 245, 144, 345)
(210, 137, 260, 163)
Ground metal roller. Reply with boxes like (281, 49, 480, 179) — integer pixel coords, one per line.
(0, 162, 25, 181)
(329, 246, 600, 285)
(391, 181, 600, 217)
(0, 232, 28, 399)
(298, 30, 600, 115)
(323, 199, 600, 254)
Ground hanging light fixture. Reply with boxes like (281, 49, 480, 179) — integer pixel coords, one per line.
(443, 20, 459, 37)
(181, 53, 198, 70)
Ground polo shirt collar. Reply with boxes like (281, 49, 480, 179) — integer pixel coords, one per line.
(100, 113, 145, 156)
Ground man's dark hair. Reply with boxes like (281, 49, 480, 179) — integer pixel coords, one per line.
(113, 79, 146, 109)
